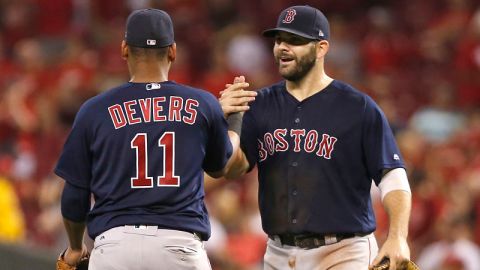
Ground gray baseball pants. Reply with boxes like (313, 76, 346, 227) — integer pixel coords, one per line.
(264, 233, 378, 270)
(89, 225, 211, 270)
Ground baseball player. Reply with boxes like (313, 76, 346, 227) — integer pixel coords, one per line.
(220, 5, 412, 270)
(54, 9, 251, 270)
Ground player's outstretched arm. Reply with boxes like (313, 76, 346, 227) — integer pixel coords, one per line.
(221, 76, 256, 179)
(222, 130, 250, 179)
(205, 130, 249, 179)
(204, 131, 249, 185)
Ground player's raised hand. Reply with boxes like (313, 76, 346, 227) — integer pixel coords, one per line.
(219, 75, 257, 116)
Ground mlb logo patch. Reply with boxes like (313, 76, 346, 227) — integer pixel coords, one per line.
(147, 39, 157, 46)
(146, 83, 161, 90)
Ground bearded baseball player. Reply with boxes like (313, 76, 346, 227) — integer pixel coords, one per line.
(54, 8, 250, 270)
(220, 5, 414, 270)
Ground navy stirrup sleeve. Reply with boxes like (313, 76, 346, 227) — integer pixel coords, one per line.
(61, 182, 91, 222)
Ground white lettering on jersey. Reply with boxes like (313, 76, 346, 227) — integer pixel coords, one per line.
(183, 99, 199, 125)
(258, 139, 268, 162)
(108, 104, 127, 129)
(168, 96, 184, 122)
(264, 133, 275, 155)
(258, 129, 338, 161)
(304, 130, 318, 153)
(290, 129, 306, 152)
(316, 133, 337, 159)
(108, 97, 199, 129)
(274, 129, 288, 151)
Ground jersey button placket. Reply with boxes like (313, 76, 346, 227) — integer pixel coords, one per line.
(294, 105, 301, 124)
(287, 160, 298, 227)
(291, 109, 300, 170)
(289, 105, 302, 227)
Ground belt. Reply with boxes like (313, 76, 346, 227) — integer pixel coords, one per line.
(269, 233, 361, 249)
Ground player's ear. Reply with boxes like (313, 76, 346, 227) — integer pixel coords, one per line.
(168, 43, 176, 62)
(316, 40, 329, 59)
(121, 40, 128, 60)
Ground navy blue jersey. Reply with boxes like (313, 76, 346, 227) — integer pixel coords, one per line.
(241, 80, 404, 236)
(55, 81, 232, 240)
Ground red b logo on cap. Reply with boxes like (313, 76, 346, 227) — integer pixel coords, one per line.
(282, 9, 296, 23)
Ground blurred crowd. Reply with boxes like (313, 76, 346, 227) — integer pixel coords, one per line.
(0, 0, 479, 269)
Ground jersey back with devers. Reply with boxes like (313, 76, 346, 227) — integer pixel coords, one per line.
(240, 80, 404, 236)
(55, 81, 232, 239)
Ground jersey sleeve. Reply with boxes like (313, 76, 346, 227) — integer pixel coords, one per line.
(202, 94, 233, 173)
(240, 108, 258, 172)
(362, 96, 404, 185)
(54, 103, 93, 189)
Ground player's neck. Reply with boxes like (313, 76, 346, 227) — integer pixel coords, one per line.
(286, 67, 333, 101)
(128, 61, 170, 83)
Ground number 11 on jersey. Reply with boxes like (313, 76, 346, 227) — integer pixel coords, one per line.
(130, 132, 180, 188)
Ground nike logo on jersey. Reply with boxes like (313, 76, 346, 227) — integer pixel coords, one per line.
(108, 96, 199, 129)
(257, 128, 338, 161)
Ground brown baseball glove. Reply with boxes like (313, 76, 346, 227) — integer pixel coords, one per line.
(56, 249, 90, 270)
(372, 257, 420, 270)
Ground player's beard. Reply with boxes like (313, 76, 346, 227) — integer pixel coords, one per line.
(275, 46, 316, 82)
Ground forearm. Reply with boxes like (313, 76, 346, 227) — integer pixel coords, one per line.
(382, 190, 411, 238)
(223, 131, 249, 179)
(60, 182, 90, 251)
(63, 218, 86, 250)
(218, 76, 256, 178)
(205, 131, 249, 179)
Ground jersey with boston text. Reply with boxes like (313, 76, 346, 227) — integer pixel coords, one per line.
(241, 80, 404, 236)
(55, 81, 232, 240)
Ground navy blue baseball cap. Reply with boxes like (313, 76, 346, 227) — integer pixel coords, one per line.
(125, 9, 174, 48)
(263, 5, 329, 40)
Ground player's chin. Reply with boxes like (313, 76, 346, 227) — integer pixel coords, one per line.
(278, 68, 295, 79)
(277, 62, 291, 71)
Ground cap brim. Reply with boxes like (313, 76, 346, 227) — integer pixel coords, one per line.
(262, 27, 318, 40)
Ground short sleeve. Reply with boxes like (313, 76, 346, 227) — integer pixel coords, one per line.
(54, 104, 93, 189)
(202, 95, 233, 173)
(362, 96, 404, 184)
(240, 108, 258, 171)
